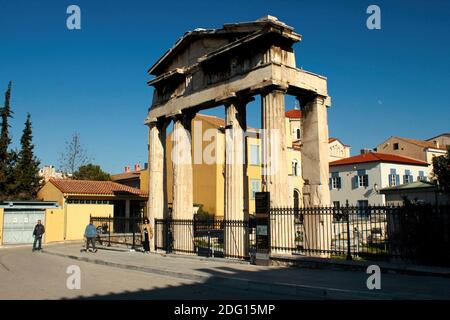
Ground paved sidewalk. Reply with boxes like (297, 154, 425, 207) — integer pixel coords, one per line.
(40, 243, 450, 300)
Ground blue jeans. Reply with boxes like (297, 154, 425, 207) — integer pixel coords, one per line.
(33, 236, 42, 251)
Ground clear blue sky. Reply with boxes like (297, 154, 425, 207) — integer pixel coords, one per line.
(1, 0, 449, 174)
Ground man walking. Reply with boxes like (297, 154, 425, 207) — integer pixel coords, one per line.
(32, 220, 45, 252)
(84, 220, 98, 253)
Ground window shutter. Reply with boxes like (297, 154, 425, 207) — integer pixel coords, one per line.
(396, 174, 400, 186)
(364, 174, 369, 187)
(409, 175, 414, 182)
(338, 177, 342, 189)
(329, 178, 332, 190)
(388, 174, 393, 187)
(352, 176, 359, 189)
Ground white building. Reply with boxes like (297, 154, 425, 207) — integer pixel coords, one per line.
(329, 151, 429, 207)
(328, 138, 351, 161)
(38, 165, 66, 182)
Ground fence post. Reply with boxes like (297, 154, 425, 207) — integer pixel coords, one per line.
(208, 219, 212, 258)
(108, 215, 111, 247)
(132, 217, 136, 250)
(345, 200, 352, 261)
(154, 218, 157, 252)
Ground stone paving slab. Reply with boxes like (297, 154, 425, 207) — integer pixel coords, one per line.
(42, 243, 450, 300)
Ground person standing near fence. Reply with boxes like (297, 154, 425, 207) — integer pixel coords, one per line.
(84, 220, 98, 253)
(140, 217, 153, 254)
(32, 220, 45, 252)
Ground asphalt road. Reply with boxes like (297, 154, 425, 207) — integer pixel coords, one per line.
(0, 246, 294, 300)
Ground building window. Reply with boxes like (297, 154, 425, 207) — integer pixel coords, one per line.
(250, 179, 261, 199)
(353, 170, 368, 188)
(330, 172, 342, 190)
(357, 200, 369, 217)
(249, 144, 260, 165)
(359, 175, 368, 187)
(292, 159, 299, 176)
(296, 128, 301, 140)
(330, 177, 342, 189)
(388, 169, 400, 187)
(393, 143, 399, 150)
(403, 170, 414, 184)
(417, 171, 427, 182)
(333, 201, 340, 208)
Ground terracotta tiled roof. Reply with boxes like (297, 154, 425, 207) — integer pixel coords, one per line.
(329, 152, 429, 167)
(49, 179, 147, 196)
(111, 171, 140, 181)
(285, 109, 302, 119)
(393, 136, 446, 150)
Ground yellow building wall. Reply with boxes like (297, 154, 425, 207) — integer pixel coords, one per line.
(247, 135, 262, 215)
(37, 182, 64, 205)
(0, 208, 4, 246)
(140, 168, 149, 192)
(161, 114, 306, 218)
(44, 208, 64, 243)
(166, 118, 221, 216)
(65, 204, 113, 240)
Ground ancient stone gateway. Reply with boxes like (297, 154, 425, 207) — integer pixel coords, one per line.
(146, 16, 331, 257)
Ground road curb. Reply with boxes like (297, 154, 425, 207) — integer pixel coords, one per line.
(43, 250, 409, 299)
(270, 255, 450, 279)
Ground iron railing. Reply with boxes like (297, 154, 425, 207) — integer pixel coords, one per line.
(154, 218, 256, 259)
(90, 216, 143, 248)
(270, 204, 450, 266)
(93, 203, 450, 266)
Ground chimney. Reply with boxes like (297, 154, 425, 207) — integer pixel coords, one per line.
(144, 162, 148, 170)
(134, 163, 141, 172)
(433, 140, 440, 148)
(360, 149, 372, 155)
(124, 165, 131, 173)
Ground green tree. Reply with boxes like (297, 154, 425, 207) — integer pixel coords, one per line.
(432, 146, 450, 194)
(72, 164, 111, 181)
(14, 113, 41, 199)
(0, 81, 15, 200)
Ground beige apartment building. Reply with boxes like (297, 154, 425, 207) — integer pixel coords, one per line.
(376, 136, 448, 178)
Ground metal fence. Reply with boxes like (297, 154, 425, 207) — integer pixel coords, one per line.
(93, 203, 450, 266)
(90, 216, 143, 248)
(154, 218, 256, 259)
(270, 204, 450, 266)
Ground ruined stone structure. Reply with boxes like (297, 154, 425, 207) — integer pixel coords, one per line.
(146, 16, 331, 257)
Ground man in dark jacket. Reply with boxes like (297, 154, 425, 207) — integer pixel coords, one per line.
(32, 220, 45, 252)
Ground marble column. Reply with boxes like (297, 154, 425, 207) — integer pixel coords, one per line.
(299, 95, 332, 257)
(261, 88, 295, 254)
(147, 119, 167, 252)
(172, 112, 194, 253)
(224, 97, 249, 258)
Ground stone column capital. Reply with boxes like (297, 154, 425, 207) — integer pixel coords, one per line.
(222, 94, 255, 108)
(170, 110, 196, 124)
(260, 83, 289, 96)
(148, 116, 171, 129)
(297, 94, 329, 109)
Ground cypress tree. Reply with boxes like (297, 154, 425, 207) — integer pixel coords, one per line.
(0, 81, 13, 199)
(15, 113, 41, 199)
